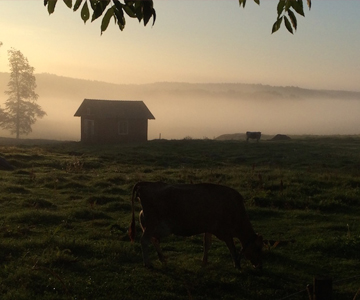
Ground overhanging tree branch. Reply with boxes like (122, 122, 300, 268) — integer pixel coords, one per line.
(44, 0, 156, 34)
(44, 0, 310, 35)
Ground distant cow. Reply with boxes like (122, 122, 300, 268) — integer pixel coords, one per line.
(246, 131, 261, 142)
(129, 182, 263, 269)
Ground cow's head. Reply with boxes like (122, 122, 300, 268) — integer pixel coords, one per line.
(242, 234, 263, 269)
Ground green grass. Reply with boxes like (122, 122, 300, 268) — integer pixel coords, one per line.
(0, 137, 360, 299)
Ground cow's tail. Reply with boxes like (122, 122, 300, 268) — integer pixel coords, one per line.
(128, 183, 138, 243)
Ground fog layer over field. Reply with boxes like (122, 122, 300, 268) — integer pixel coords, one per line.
(0, 73, 359, 140)
(147, 97, 360, 140)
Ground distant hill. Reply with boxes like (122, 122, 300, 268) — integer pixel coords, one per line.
(1, 72, 360, 102)
(146, 81, 360, 100)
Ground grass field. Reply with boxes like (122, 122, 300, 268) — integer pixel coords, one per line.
(0, 137, 359, 300)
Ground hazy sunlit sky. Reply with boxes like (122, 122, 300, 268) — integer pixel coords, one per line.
(0, 0, 360, 91)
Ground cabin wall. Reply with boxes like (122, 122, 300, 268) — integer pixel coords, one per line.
(80, 117, 148, 143)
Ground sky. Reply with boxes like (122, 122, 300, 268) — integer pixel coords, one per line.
(0, 0, 359, 92)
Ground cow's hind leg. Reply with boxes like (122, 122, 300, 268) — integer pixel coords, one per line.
(151, 238, 167, 264)
(140, 234, 166, 267)
(152, 222, 172, 265)
(139, 211, 156, 268)
(140, 230, 154, 268)
(139, 211, 168, 267)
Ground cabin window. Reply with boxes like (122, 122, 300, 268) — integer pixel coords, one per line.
(118, 121, 129, 135)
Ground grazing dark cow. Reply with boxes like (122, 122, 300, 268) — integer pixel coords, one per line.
(129, 182, 263, 269)
(246, 131, 261, 142)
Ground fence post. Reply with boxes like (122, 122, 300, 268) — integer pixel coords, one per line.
(313, 276, 332, 300)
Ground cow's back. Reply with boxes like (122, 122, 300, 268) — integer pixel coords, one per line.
(138, 183, 247, 237)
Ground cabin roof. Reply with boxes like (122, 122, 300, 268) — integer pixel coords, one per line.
(74, 99, 155, 119)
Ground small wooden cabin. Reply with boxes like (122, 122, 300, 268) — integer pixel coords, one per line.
(74, 99, 155, 143)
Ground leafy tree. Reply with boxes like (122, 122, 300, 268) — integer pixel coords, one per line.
(44, 0, 311, 35)
(0, 42, 5, 130)
(0, 49, 46, 138)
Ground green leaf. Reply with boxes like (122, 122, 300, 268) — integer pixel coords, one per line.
(287, 8, 297, 30)
(135, 4, 143, 23)
(101, 7, 114, 34)
(239, 0, 247, 8)
(123, 5, 136, 18)
(277, 0, 285, 17)
(143, 1, 153, 26)
(113, 0, 123, 12)
(271, 16, 283, 34)
(73, 0, 82, 11)
(291, 0, 305, 17)
(63, 0, 72, 9)
(152, 9, 156, 26)
(44, 0, 49, 6)
(91, 0, 110, 22)
(114, 6, 125, 30)
(47, 0, 58, 14)
(118, 20, 125, 31)
(81, 1, 90, 23)
(89, 0, 97, 11)
(253, 0, 260, 5)
(114, 5, 124, 20)
(284, 16, 293, 34)
(307, 0, 312, 10)
(285, 0, 292, 11)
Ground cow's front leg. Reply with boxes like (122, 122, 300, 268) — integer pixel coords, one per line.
(224, 237, 241, 269)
